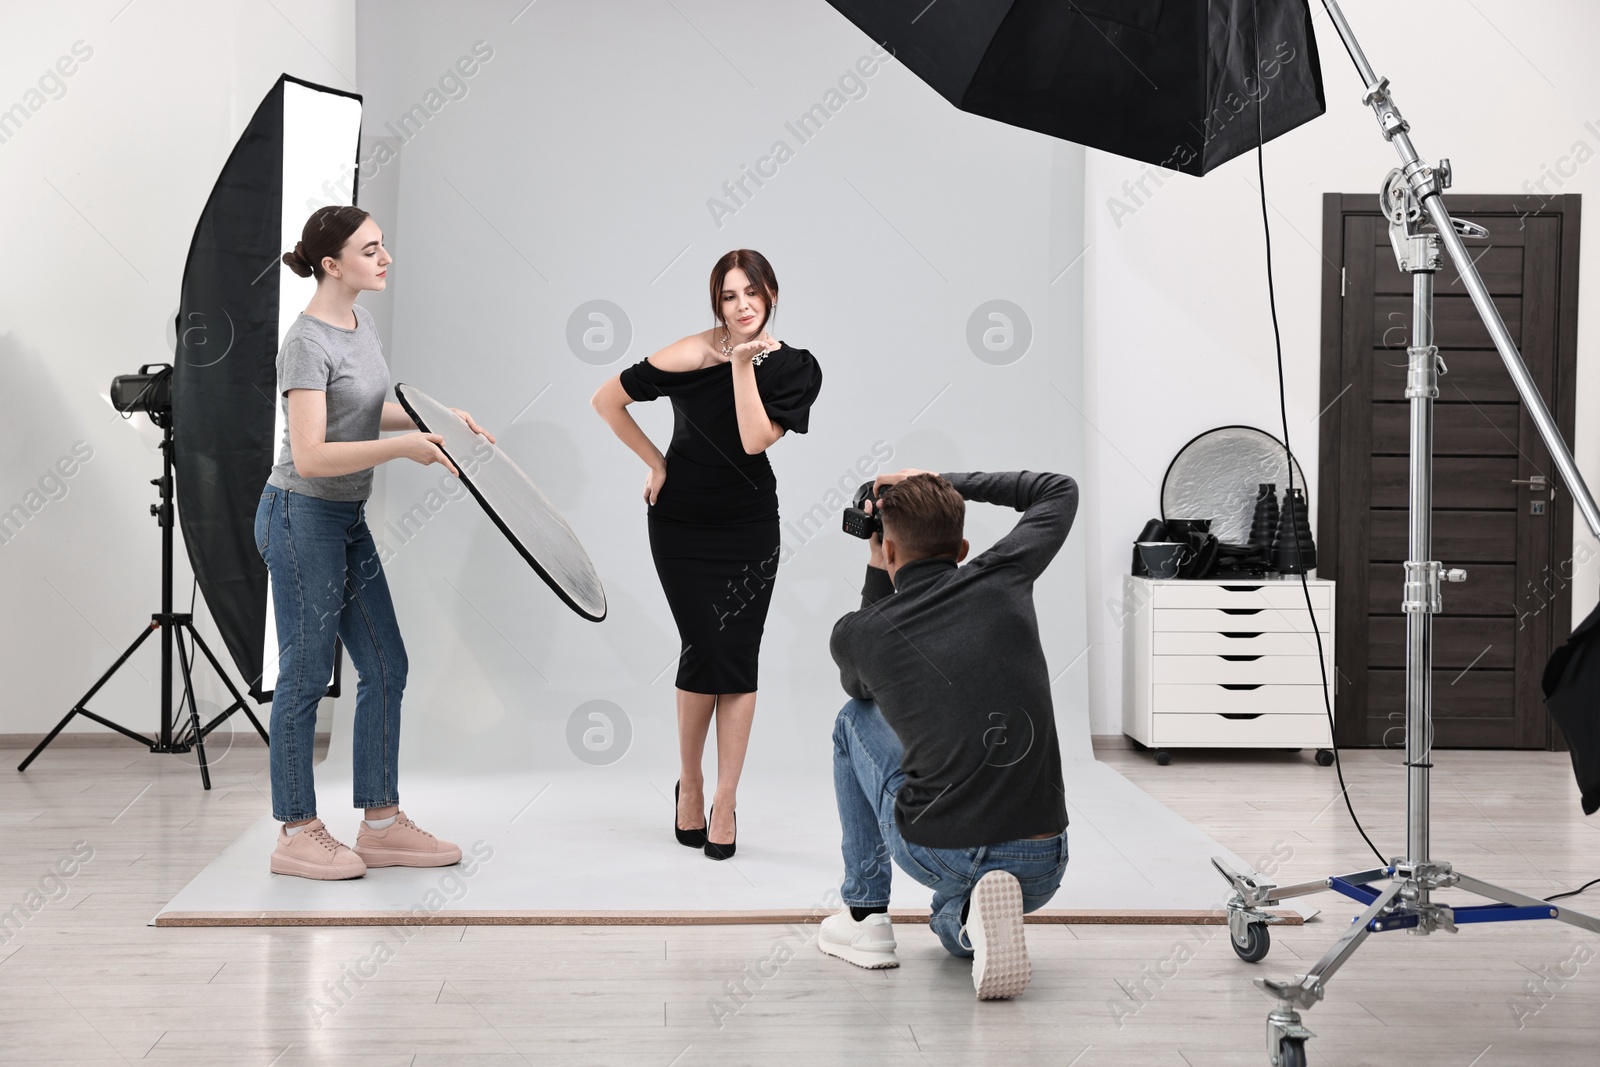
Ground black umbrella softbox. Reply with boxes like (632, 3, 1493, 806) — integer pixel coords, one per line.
(173, 74, 362, 700)
(1543, 601, 1600, 815)
(823, 0, 1325, 175)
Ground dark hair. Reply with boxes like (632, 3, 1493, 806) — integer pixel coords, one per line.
(878, 474, 965, 560)
(709, 250, 779, 332)
(282, 205, 371, 280)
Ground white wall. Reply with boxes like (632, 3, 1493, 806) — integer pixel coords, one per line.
(1082, 0, 1600, 734)
(0, 0, 357, 736)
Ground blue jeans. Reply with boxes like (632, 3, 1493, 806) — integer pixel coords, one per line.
(832, 698, 1069, 958)
(256, 484, 407, 822)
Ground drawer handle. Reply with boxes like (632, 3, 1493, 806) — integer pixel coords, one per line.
(1220, 655, 1262, 662)
(1220, 684, 1263, 690)
(1221, 585, 1263, 592)
(1221, 632, 1263, 639)
(1220, 713, 1264, 720)
(1221, 608, 1263, 616)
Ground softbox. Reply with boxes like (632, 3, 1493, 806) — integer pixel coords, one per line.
(822, 0, 1326, 175)
(1543, 601, 1600, 815)
(172, 74, 362, 700)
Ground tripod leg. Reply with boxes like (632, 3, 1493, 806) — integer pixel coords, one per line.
(188, 627, 269, 743)
(18, 707, 85, 773)
(1454, 873, 1600, 936)
(18, 623, 158, 771)
(1256, 876, 1408, 1063)
(173, 634, 211, 790)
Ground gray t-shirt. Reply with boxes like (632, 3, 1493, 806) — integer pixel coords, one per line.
(266, 304, 391, 501)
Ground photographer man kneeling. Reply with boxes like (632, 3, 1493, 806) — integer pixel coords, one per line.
(819, 468, 1078, 999)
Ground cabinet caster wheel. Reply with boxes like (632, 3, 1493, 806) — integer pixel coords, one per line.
(1153, 749, 1171, 766)
(1314, 749, 1335, 767)
(1275, 1036, 1307, 1067)
(1233, 921, 1270, 963)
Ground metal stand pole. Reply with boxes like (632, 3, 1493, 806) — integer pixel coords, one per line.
(1402, 234, 1440, 885)
(1208, 4, 1600, 1063)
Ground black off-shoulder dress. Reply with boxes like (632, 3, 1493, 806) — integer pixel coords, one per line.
(619, 343, 823, 694)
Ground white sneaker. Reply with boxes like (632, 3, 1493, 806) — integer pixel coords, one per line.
(817, 909, 900, 969)
(965, 870, 1031, 999)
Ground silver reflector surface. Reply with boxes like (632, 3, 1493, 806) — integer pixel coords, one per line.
(395, 383, 606, 622)
(1160, 425, 1307, 546)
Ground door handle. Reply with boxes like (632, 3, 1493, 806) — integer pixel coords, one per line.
(1511, 476, 1547, 489)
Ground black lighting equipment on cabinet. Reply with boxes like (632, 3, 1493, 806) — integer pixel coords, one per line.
(1269, 486, 1316, 574)
(1248, 483, 1278, 564)
(821, 2, 1600, 1063)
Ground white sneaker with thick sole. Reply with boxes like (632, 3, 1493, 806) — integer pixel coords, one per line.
(817, 909, 900, 969)
(965, 870, 1031, 999)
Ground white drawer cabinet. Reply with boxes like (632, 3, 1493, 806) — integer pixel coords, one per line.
(1122, 575, 1336, 765)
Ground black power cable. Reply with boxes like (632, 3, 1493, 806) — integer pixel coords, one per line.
(1253, 9, 1387, 867)
(1547, 877, 1600, 902)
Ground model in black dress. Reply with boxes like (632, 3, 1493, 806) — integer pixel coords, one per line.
(590, 253, 822, 857)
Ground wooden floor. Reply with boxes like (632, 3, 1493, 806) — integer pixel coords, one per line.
(3, 739, 1598, 1066)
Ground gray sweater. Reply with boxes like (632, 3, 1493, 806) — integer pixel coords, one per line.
(828, 471, 1078, 848)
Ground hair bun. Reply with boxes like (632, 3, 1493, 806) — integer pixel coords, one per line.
(281, 241, 314, 278)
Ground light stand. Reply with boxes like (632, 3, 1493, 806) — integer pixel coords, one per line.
(1209, 3, 1600, 1064)
(17, 415, 267, 789)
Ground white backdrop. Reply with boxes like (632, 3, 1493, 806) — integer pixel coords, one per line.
(341, 0, 1092, 775)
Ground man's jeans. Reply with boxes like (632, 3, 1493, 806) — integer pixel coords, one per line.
(256, 484, 407, 822)
(832, 698, 1069, 958)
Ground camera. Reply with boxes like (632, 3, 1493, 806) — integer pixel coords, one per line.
(841, 480, 882, 539)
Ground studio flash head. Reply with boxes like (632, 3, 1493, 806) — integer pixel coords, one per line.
(110, 363, 174, 427)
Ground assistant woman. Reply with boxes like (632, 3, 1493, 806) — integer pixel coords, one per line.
(590, 250, 823, 860)
(258, 205, 495, 880)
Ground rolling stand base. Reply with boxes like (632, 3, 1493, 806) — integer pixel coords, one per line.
(1212, 857, 1600, 1064)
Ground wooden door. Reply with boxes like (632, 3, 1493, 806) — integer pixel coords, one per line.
(1317, 194, 1581, 748)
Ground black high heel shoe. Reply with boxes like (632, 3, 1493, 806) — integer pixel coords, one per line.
(704, 805, 736, 860)
(674, 781, 707, 848)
